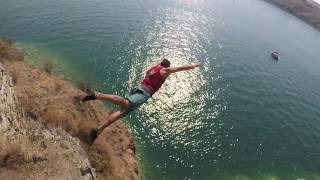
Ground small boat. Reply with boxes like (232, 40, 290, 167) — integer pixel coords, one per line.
(271, 52, 280, 60)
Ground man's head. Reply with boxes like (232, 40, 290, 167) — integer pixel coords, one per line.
(160, 58, 171, 68)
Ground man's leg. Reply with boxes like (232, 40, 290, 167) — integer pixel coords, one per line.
(97, 110, 124, 134)
(88, 110, 125, 143)
(83, 91, 129, 109)
(95, 92, 129, 109)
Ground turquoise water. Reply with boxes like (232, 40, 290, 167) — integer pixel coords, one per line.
(1, 0, 320, 179)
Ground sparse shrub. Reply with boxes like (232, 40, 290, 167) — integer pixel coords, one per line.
(77, 79, 96, 93)
(26, 111, 38, 120)
(24, 153, 47, 164)
(54, 81, 63, 92)
(40, 141, 47, 149)
(19, 94, 38, 120)
(28, 133, 39, 142)
(9, 69, 18, 85)
(77, 80, 91, 93)
(16, 51, 24, 61)
(0, 143, 23, 168)
(43, 59, 55, 74)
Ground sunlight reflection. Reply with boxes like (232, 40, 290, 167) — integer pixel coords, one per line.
(137, 9, 205, 137)
(126, 5, 223, 156)
(179, 0, 206, 6)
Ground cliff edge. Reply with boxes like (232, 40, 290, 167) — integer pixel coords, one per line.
(0, 38, 139, 180)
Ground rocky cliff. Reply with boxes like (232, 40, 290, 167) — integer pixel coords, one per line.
(0, 39, 139, 180)
(0, 64, 98, 179)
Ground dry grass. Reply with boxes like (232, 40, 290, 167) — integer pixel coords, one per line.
(17, 90, 38, 120)
(41, 108, 77, 134)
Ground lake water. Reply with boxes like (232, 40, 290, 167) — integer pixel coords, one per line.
(1, 0, 320, 179)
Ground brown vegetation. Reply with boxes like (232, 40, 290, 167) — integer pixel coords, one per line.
(0, 37, 13, 45)
(0, 37, 23, 62)
(0, 143, 23, 169)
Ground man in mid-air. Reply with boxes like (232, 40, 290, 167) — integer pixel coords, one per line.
(82, 58, 200, 143)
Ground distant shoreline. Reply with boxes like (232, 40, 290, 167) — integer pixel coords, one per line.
(264, 0, 320, 31)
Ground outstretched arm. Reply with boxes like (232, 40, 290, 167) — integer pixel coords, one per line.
(161, 63, 200, 77)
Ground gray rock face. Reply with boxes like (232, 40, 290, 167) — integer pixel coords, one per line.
(0, 64, 97, 179)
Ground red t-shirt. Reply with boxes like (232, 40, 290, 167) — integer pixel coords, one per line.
(141, 65, 166, 95)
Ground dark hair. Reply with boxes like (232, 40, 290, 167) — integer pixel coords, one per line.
(160, 58, 171, 68)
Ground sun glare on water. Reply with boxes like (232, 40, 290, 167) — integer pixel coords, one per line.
(126, 4, 221, 153)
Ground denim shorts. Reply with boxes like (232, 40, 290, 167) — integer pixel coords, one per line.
(122, 86, 151, 116)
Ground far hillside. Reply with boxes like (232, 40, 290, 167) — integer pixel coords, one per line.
(265, 0, 320, 31)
